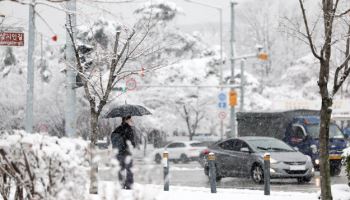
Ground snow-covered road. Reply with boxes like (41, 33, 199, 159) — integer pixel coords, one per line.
(98, 160, 348, 193)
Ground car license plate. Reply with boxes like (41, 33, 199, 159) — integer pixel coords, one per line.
(329, 154, 342, 160)
(290, 165, 305, 171)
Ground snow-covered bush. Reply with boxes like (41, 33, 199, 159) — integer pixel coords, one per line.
(0, 131, 95, 199)
(343, 147, 350, 187)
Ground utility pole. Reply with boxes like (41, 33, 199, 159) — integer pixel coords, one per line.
(25, 0, 35, 133)
(229, 1, 238, 138)
(65, 0, 77, 137)
(240, 59, 245, 112)
(219, 9, 223, 84)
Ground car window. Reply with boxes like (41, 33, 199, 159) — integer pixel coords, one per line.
(167, 143, 185, 148)
(190, 142, 207, 147)
(219, 139, 236, 151)
(291, 126, 305, 139)
(177, 143, 186, 147)
(233, 140, 250, 152)
(167, 143, 177, 148)
(247, 138, 295, 152)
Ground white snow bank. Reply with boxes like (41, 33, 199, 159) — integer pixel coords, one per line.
(315, 185, 350, 200)
(343, 147, 350, 157)
(330, 184, 350, 200)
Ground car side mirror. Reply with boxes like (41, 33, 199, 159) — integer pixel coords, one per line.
(344, 133, 349, 139)
(240, 147, 250, 153)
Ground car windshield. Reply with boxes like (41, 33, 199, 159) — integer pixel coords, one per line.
(306, 124, 344, 139)
(247, 138, 295, 152)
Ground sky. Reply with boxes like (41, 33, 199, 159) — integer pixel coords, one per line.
(0, 0, 247, 44)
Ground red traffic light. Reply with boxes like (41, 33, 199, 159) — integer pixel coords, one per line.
(52, 35, 58, 42)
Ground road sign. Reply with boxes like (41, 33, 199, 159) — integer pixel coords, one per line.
(126, 78, 137, 91)
(0, 27, 24, 46)
(218, 111, 227, 120)
(218, 92, 226, 101)
(38, 123, 48, 133)
(218, 102, 227, 109)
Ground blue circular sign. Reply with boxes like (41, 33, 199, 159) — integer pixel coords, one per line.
(218, 93, 226, 101)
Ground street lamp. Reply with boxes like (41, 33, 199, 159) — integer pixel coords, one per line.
(184, 0, 223, 84)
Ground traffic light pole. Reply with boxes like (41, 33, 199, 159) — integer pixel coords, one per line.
(65, 0, 77, 137)
(229, 1, 238, 138)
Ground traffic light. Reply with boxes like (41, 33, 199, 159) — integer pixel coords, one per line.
(229, 90, 237, 106)
(258, 52, 268, 61)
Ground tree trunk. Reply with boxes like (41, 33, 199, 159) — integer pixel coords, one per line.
(89, 111, 99, 194)
(319, 81, 333, 199)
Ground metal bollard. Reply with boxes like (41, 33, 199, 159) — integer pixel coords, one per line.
(264, 153, 270, 195)
(163, 151, 169, 191)
(208, 152, 217, 193)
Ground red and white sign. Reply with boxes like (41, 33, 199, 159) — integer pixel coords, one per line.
(218, 111, 227, 120)
(125, 78, 137, 91)
(0, 31, 24, 46)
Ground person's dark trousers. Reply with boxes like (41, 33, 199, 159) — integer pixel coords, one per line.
(117, 154, 134, 189)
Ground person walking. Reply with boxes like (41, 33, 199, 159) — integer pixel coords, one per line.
(111, 116, 136, 189)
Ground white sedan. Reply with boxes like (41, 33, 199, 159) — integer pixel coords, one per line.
(153, 141, 207, 164)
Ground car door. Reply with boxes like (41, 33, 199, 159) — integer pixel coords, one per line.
(215, 139, 238, 176)
(166, 143, 180, 159)
(232, 140, 252, 177)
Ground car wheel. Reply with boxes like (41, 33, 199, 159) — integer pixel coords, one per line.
(155, 154, 162, 164)
(251, 165, 264, 184)
(330, 166, 342, 176)
(173, 159, 179, 164)
(297, 177, 312, 183)
(180, 154, 189, 163)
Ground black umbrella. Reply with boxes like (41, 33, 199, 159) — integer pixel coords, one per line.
(104, 104, 152, 118)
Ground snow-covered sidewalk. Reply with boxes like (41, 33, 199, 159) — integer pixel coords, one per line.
(91, 181, 350, 200)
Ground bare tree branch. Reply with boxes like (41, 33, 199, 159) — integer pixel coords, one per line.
(97, 30, 135, 114)
(335, 8, 350, 17)
(66, 14, 96, 111)
(298, 0, 322, 60)
(332, 39, 350, 96)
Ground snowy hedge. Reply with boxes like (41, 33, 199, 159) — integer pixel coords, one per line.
(343, 147, 350, 187)
(0, 131, 92, 199)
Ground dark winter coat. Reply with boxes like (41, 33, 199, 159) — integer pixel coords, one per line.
(111, 123, 136, 156)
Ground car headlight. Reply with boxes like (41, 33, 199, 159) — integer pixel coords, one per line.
(310, 144, 318, 154)
(315, 159, 320, 165)
(270, 158, 279, 164)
